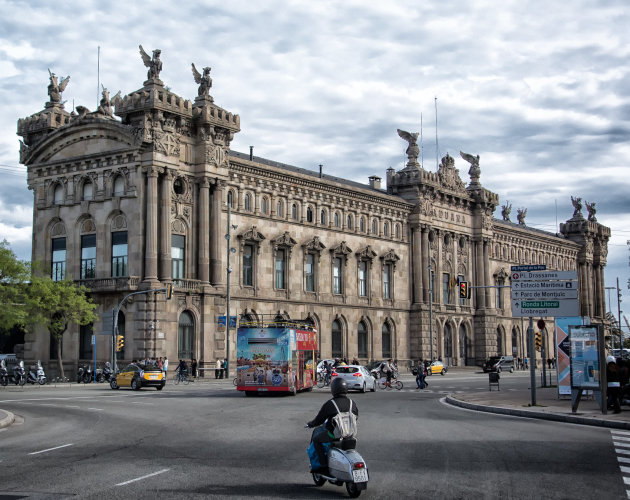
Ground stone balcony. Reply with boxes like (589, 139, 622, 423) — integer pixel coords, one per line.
(76, 276, 140, 292)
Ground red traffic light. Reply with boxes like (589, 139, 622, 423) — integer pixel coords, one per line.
(537, 319, 545, 330)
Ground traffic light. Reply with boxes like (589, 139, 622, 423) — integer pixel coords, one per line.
(535, 331, 542, 351)
(116, 334, 124, 352)
(165, 283, 173, 300)
(459, 281, 469, 299)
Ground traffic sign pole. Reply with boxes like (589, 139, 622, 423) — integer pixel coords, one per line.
(528, 318, 536, 406)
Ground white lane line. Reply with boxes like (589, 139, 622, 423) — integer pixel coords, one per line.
(616, 448, 630, 456)
(624, 477, 630, 486)
(614, 442, 630, 449)
(115, 468, 170, 486)
(29, 443, 74, 455)
(64, 405, 80, 408)
(622, 466, 630, 474)
(87, 408, 104, 411)
(615, 436, 630, 442)
(619, 457, 630, 464)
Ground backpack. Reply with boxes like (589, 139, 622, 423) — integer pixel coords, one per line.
(330, 399, 358, 439)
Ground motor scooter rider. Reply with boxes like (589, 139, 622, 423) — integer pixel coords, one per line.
(306, 377, 359, 474)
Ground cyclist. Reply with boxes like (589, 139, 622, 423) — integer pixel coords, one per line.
(176, 359, 188, 381)
(382, 358, 394, 387)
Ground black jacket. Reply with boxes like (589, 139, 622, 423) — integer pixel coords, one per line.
(308, 395, 359, 432)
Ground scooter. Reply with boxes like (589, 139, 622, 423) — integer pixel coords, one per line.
(0, 359, 8, 386)
(77, 364, 92, 384)
(102, 362, 113, 382)
(31, 361, 47, 385)
(306, 427, 369, 498)
(12, 361, 26, 386)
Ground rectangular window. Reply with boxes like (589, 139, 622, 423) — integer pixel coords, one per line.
(358, 261, 367, 297)
(383, 263, 391, 299)
(333, 257, 342, 294)
(458, 274, 466, 305)
(305, 253, 315, 292)
(442, 273, 451, 304)
(80, 234, 96, 279)
(171, 234, 185, 279)
(275, 249, 285, 289)
(111, 231, 128, 277)
(51, 237, 66, 281)
(243, 244, 253, 286)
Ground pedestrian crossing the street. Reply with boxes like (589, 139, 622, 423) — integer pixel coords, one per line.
(611, 429, 630, 498)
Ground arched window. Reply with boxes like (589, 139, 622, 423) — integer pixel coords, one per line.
(113, 175, 125, 196)
(320, 209, 326, 225)
(244, 193, 252, 212)
(497, 327, 504, 355)
(306, 206, 313, 223)
(332, 320, 343, 358)
(277, 200, 283, 217)
(395, 224, 400, 239)
(512, 327, 519, 357)
(347, 215, 353, 230)
(178, 311, 194, 360)
(227, 190, 235, 209)
(459, 324, 468, 365)
(359, 217, 365, 232)
(358, 321, 368, 358)
(292, 203, 298, 220)
(261, 197, 269, 215)
(383, 222, 389, 237)
(382, 322, 391, 358)
(372, 219, 378, 235)
(82, 181, 93, 201)
(334, 212, 340, 228)
(53, 184, 64, 204)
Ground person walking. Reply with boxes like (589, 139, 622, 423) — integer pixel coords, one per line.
(215, 358, 221, 379)
(191, 359, 198, 379)
(607, 355, 622, 414)
(415, 359, 426, 389)
(162, 357, 168, 381)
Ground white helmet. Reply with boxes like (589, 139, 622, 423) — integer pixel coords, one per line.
(607, 355, 616, 364)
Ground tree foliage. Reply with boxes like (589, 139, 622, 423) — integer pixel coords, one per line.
(0, 240, 30, 329)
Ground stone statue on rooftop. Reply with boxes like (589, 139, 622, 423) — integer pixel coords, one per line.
(139, 45, 162, 81)
(397, 129, 420, 167)
(47, 69, 70, 105)
(571, 196, 583, 218)
(191, 63, 212, 98)
(501, 202, 512, 222)
(460, 151, 481, 188)
(97, 85, 121, 117)
(585, 201, 597, 222)
(517, 208, 527, 225)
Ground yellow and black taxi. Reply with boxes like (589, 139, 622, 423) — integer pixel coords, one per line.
(426, 360, 447, 376)
(110, 363, 165, 391)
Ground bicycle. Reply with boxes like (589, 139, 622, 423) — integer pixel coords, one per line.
(174, 369, 190, 385)
(378, 374, 403, 390)
(316, 372, 332, 389)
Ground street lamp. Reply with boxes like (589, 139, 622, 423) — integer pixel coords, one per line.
(225, 197, 237, 378)
(428, 260, 434, 362)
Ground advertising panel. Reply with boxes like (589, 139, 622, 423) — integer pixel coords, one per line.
(555, 317, 589, 395)
(236, 327, 293, 390)
(569, 325, 600, 389)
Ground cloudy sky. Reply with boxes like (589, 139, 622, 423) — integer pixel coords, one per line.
(1, 0, 629, 311)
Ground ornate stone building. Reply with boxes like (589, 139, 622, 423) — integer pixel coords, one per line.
(17, 50, 610, 375)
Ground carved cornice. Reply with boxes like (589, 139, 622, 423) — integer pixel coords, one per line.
(330, 241, 353, 256)
(271, 231, 297, 250)
(302, 236, 326, 253)
(356, 245, 377, 261)
(238, 225, 265, 243)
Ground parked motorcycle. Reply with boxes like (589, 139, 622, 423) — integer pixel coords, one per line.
(77, 364, 92, 384)
(102, 362, 113, 382)
(12, 361, 26, 386)
(0, 359, 8, 386)
(27, 361, 47, 385)
(306, 427, 369, 498)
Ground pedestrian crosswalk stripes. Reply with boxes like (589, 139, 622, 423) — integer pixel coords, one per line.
(611, 430, 630, 499)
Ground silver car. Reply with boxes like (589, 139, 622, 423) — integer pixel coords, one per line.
(332, 365, 376, 393)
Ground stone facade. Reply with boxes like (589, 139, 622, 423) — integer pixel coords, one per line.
(17, 51, 610, 376)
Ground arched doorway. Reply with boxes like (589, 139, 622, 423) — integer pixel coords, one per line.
(382, 322, 391, 359)
(357, 321, 368, 359)
(444, 323, 453, 366)
(178, 311, 194, 360)
(497, 326, 504, 355)
(511, 327, 519, 359)
(331, 320, 343, 358)
(459, 324, 468, 366)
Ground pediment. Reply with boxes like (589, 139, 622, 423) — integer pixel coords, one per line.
(24, 120, 140, 164)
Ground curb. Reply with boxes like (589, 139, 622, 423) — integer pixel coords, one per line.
(445, 395, 630, 430)
(0, 410, 15, 429)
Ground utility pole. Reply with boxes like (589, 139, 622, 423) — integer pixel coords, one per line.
(428, 259, 434, 362)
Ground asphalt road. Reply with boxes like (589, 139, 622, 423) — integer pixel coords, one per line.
(0, 372, 626, 499)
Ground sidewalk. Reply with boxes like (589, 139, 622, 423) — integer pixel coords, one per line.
(446, 385, 630, 430)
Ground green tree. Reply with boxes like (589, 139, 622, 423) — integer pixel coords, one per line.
(24, 277, 97, 379)
(0, 240, 30, 329)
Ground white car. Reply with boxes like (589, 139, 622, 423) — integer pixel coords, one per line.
(332, 365, 376, 393)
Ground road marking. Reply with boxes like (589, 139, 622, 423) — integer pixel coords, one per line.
(615, 442, 630, 449)
(29, 443, 74, 455)
(615, 436, 630, 442)
(617, 448, 630, 456)
(64, 405, 80, 408)
(611, 430, 630, 498)
(115, 468, 170, 486)
(88, 408, 104, 411)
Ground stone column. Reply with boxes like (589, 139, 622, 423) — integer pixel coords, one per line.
(144, 166, 159, 281)
(483, 238, 491, 308)
(412, 224, 423, 304)
(578, 263, 587, 317)
(474, 239, 485, 309)
(210, 180, 224, 285)
(159, 169, 172, 281)
(421, 226, 430, 303)
(198, 177, 210, 283)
